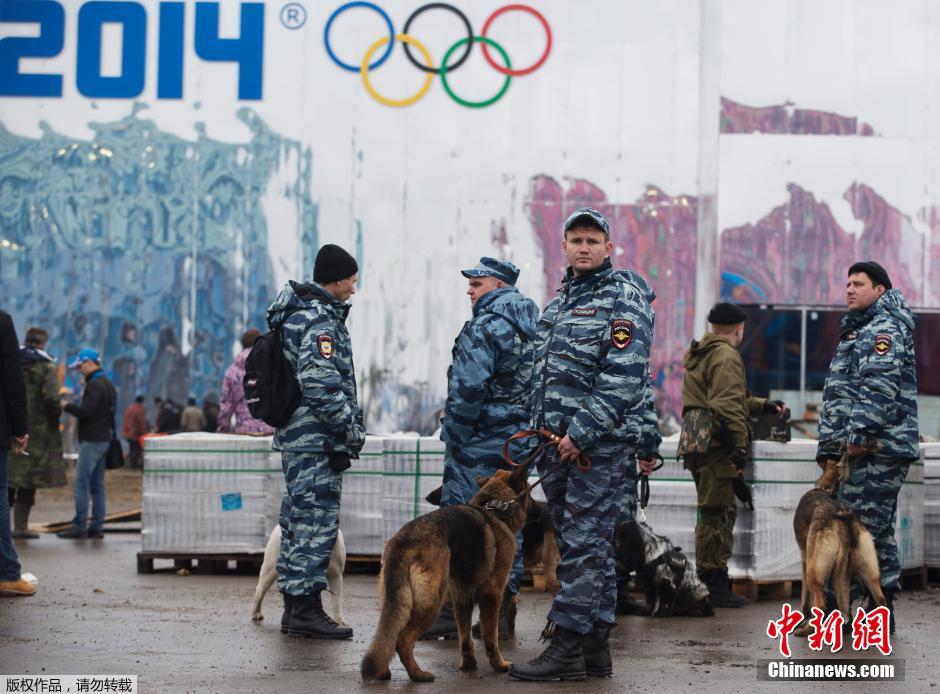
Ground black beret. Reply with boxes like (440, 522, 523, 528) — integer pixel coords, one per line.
(848, 261, 892, 290)
(708, 302, 747, 325)
(314, 244, 358, 284)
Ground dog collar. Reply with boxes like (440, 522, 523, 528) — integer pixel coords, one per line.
(483, 499, 516, 515)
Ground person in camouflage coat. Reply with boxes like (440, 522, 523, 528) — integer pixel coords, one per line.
(8, 327, 64, 539)
(817, 261, 918, 628)
(510, 208, 658, 682)
(680, 303, 786, 608)
(423, 257, 538, 640)
(268, 244, 364, 640)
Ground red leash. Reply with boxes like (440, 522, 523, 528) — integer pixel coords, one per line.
(501, 429, 592, 472)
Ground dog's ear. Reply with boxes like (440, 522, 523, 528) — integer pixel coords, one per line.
(425, 486, 443, 507)
(509, 464, 529, 492)
(476, 475, 491, 489)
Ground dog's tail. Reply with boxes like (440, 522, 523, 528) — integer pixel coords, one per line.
(851, 521, 885, 606)
(360, 552, 413, 682)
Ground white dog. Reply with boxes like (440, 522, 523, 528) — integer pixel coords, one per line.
(250, 525, 347, 625)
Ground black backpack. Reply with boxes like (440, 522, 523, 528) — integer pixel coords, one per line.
(243, 317, 302, 428)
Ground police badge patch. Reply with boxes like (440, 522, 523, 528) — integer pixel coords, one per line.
(611, 319, 633, 350)
(318, 335, 334, 359)
(874, 333, 892, 356)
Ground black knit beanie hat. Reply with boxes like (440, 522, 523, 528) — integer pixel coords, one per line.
(314, 244, 358, 284)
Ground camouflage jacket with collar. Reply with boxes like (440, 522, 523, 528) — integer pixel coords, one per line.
(817, 289, 919, 463)
(440, 286, 539, 465)
(267, 281, 364, 455)
(531, 259, 658, 455)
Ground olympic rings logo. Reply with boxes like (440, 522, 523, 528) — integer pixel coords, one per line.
(323, 2, 552, 108)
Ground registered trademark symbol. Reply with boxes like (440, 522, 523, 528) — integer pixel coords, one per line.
(280, 3, 307, 29)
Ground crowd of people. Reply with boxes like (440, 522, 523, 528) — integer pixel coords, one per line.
(0, 208, 918, 682)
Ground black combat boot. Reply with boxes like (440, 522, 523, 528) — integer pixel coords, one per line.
(508, 623, 586, 682)
(280, 592, 293, 634)
(472, 589, 515, 639)
(582, 621, 614, 677)
(868, 589, 896, 634)
(287, 591, 353, 639)
(419, 602, 458, 640)
(700, 568, 746, 608)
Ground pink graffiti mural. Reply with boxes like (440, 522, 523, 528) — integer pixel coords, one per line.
(721, 183, 930, 307)
(721, 98, 875, 136)
(523, 175, 698, 419)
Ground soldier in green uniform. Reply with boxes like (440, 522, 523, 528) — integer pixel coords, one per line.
(8, 327, 64, 539)
(680, 303, 787, 607)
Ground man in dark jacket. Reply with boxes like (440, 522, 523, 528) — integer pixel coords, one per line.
(269, 244, 363, 640)
(58, 348, 116, 540)
(422, 257, 538, 640)
(817, 262, 918, 631)
(680, 303, 786, 607)
(0, 311, 35, 596)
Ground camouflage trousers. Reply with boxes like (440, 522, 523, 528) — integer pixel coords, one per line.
(839, 456, 910, 592)
(441, 448, 525, 594)
(538, 446, 628, 635)
(277, 451, 343, 597)
(617, 459, 639, 523)
(686, 454, 738, 572)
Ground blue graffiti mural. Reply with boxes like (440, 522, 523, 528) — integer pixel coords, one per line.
(0, 105, 316, 424)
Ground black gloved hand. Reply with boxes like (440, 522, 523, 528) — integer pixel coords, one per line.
(730, 447, 749, 471)
(328, 452, 352, 473)
(733, 476, 755, 510)
(762, 399, 790, 419)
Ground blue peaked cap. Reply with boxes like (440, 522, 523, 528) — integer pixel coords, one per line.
(460, 257, 520, 286)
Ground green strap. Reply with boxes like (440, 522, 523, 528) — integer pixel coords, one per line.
(413, 439, 422, 519)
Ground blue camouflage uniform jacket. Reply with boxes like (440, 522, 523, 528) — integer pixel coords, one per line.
(817, 289, 918, 463)
(441, 286, 539, 465)
(531, 259, 657, 455)
(267, 281, 365, 455)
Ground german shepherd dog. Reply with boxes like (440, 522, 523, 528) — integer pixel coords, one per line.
(361, 465, 531, 683)
(613, 519, 714, 617)
(426, 486, 561, 597)
(793, 458, 885, 635)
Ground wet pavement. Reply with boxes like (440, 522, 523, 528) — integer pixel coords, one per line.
(3, 529, 940, 693)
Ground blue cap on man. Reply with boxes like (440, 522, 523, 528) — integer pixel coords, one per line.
(68, 347, 100, 369)
(460, 257, 520, 286)
(563, 207, 610, 235)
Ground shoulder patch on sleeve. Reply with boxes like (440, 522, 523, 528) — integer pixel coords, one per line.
(317, 335, 334, 359)
(873, 333, 892, 356)
(611, 319, 633, 350)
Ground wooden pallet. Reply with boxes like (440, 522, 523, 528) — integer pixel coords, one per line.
(733, 566, 930, 601)
(136, 551, 263, 575)
(901, 566, 928, 590)
(731, 578, 798, 602)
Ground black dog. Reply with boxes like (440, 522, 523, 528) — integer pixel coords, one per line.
(613, 519, 714, 618)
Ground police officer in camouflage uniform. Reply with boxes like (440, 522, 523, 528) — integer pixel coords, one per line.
(423, 257, 538, 640)
(510, 208, 657, 682)
(614, 370, 662, 615)
(268, 244, 365, 640)
(680, 303, 785, 608)
(817, 261, 918, 631)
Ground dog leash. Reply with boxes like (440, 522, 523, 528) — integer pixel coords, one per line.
(637, 453, 664, 524)
(482, 430, 592, 516)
